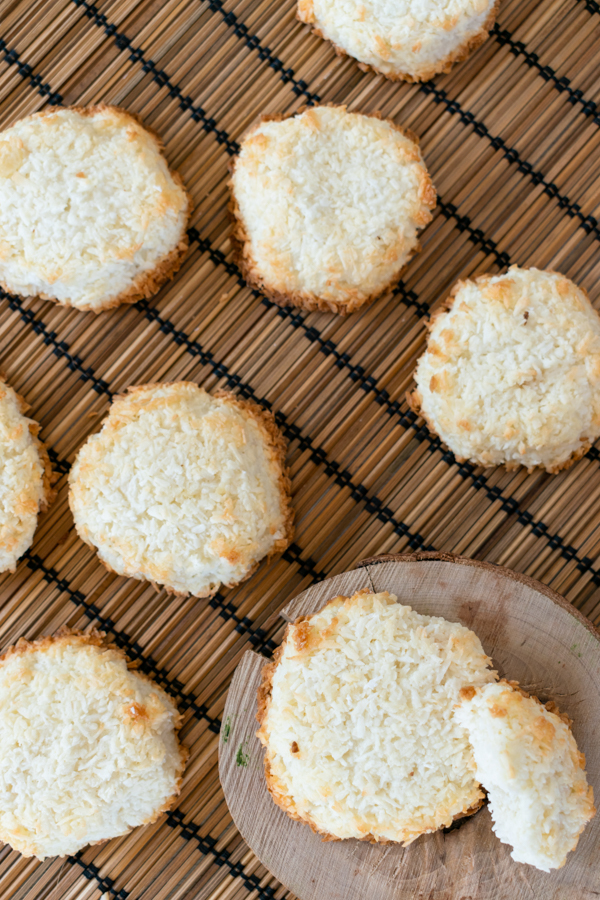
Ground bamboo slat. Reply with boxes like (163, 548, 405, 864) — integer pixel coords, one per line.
(0, 0, 600, 898)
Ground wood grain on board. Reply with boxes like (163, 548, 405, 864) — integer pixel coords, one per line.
(220, 556, 600, 900)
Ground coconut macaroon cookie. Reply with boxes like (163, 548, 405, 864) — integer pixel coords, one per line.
(0, 105, 190, 311)
(0, 630, 186, 859)
(257, 590, 496, 843)
(69, 382, 293, 596)
(297, 0, 499, 82)
(456, 682, 596, 871)
(0, 378, 53, 572)
(410, 267, 600, 472)
(229, 105, 436, 314)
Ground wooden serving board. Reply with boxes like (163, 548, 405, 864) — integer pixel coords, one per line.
(219, 553, 600, 900)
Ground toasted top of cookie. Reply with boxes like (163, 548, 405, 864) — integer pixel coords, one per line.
(0, 379, 52, 572)
(456, 681, 595, 871)
(257, 590, 495, 843)
(411, 267, 600, 472)
(0, 105, 189, 311)
(69, 382, 293, 596)
(298, 0, 498, 82)
(230, 105, 435, 313)
(0, 630, 186, 859)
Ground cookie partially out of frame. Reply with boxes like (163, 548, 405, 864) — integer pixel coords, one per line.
(69, 382, 293, 597)
(0, 378, 54, 572)
(229, 105, 436, 314)
(257, 590, 496, 844)
(0, 629, 187, 859)
(0, 105, 190, 311)
(410, 266, 600, 473)
(298, 0, 500, 82)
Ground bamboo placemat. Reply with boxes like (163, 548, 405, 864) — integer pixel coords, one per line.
(0, 0, 600, 897)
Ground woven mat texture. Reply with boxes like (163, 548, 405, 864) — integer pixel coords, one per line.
(1, 0, 600, 897)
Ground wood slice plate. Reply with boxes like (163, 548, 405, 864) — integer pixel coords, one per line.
(219, 554, 600, 900)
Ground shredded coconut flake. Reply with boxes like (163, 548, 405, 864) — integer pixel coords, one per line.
(456, 682, 596, 871)
(412, 266, 600, 472)
(0, 106, 189, 310)
(0, 380, 49, 572)
(0, 632, 186, 859)
(298, 0, 498, 81)
(258, 590, 495, 843)
(69, 382, 292, 596)
(230, 106, 435, 313)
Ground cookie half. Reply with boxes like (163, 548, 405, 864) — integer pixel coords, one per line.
(0, 105, 190, 311)
(257, 590, 496, 843)
(69, 382, 293, 596)
(410, 267, 600, 472)
(298, 0, 500, 82)
(0, 629, 187, 859)
(0, 378, 54, 572)
(229, 105, 436, 314)
(456, 681, 595, 871)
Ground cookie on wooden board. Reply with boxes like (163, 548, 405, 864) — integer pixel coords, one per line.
(69, 382, 293, 597)
(457, 681, 595, 871)
(410, 266, 600, 472)
(229, 105, 436, 314)
(257, 589, 496, 843)
(297, 0, 500, 82)
(0, 105, 190, 311)
(0, 629, 187, 859)
(0, 377, 54, 572)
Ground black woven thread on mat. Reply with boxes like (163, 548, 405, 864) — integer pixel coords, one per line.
(165, 810, 279, 898)
(492, 23, 600, 125)
(71, 854, 129, 900)
(0, 38, 62, 103)
(136, 297, 434, 551)
(23, 549, 222, 732)
(3, 291, 111, 396)
(419, 80, 600, 242)
(199, 0, 600, 247)
(2, 0, 599, 658)
(0, 20, 597, 601)
(1, 17, 600, 896)
(579, 0, 600, 17)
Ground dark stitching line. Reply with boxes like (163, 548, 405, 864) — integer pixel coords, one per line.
(3, 20, 600, 893)
(419, 79, 600, 242)
(203, 0, 600, 248)
(187, 226, 600, 585)
(4, 291, 112, 396)
(579, 0, 600, 17)
(0, 38, 63, 104)
(71, 854, 128, 900)
(492, 24, 600, 126)
(206, 0, 316, 102)
(2, 28, 598, 590)
(164, 810, 278, 898)
(72, 0, 239, 154)
(136, 295, 435, 551)
(23, 549, 222, 732)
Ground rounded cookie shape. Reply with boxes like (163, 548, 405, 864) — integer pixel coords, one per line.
(229, 105, 436, 314)
(257, 590, 496, 843)
(298, 0, 500, 82)
(0, 378, 54, 572)
(0, 105, 190, 311)
(69, 382, 293, 596)
(410, 267, 600, 472)
(0, 629, 187, 859)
